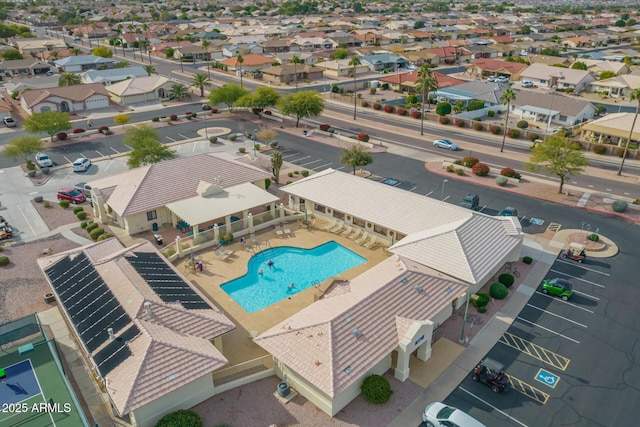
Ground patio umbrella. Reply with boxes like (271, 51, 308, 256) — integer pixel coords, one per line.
(190, 248, 194, 265)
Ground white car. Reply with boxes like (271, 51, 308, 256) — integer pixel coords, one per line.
(72, 157, 92, 172)
(35, 152, 53, 168)
(521, 80, 534, 88)
(422, 402, 486, 427)
(433, 139, 459, 151)
(494, 76, 510, 83)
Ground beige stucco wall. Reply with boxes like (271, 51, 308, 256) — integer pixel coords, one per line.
(122, 207, 173, 234)
(129, 373, 216, 427)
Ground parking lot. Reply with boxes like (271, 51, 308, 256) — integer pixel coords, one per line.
(441, 248, 640, 427)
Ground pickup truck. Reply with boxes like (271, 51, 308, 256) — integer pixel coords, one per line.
(74, 182, 92, 196)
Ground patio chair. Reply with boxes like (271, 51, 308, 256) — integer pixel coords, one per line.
(328, 220, 344, 234)
(340, 225, 354, 236)
(214, 249, 231, 261)
(283, 224, 292, 236)
(348, 228, 363, 240)
(275, 225, 285, 237)
(354, 232, 369, 245)
(362, 235, 378, 249)
(322, 218, 338, 231)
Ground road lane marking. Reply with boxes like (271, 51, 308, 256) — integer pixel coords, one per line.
(458, 387, 529, 427)
(554, 260, 610, 276)
(535, 292, 594, 313)
(525, 304, 588, 327)
(577, 193, 591, 207)
(506, 374, 550, 404)
(549, 269, 605, 288)
(499, 332, 570, 371)
(516, 316, 580, 343)
(335, 166, 346, 171)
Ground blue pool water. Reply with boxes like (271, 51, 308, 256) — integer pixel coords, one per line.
(221, 241, 366, 313)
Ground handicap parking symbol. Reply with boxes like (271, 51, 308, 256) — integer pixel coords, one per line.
(529, 218, 544, 226)
(535, 368, 560, 389)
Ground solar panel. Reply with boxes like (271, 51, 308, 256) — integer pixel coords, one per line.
(126, 252, 211, 310)
(94, 325, 140, 377)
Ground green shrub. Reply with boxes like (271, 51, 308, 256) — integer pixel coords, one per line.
(181, 243, 190, 250)
(228, 134, 237, 141)
(301, 170, 309, 177)
(76, 211, 87, 220)
(162, 248, 176, 258)
(373, 103, 382, 110)
(496, 176, 508, 186)
(472, 293, 490, 308)
(80, 221, 88, 229)
(453, 159, 463, 165)
(288, 172, 293, 177)
(473, 122, 483, 131)
(436, 102, 452, 116)
(490, 125, 502, 135)
(0, 256, 9, 266)
(462, 156, 479, 167)
(43, 201, 50, 208)
(86, 222, 98, 233)
(487, 110, 495, 118)
(0, 243, 3, 251)
(264, 178, 271, 190)
(209, 136, 218, 144)
(592, 144, 607, 154)
(616, 147, 629, 158)
(59, 200, 70, 208)
(467, 100, 485, 111)
(193, 234, 213, 245)
(152, 117, 160, 122)
(73, 206, 84, 214)
(612, 200, 628, 212)
(523, 256, 533, 264)
(529, 133, 541, 141)
(89, 227, 105, 240)
(477, 305, 488, 313)
(498, 273, 515, 288)
(633, 199, 640, 205)
(589, 233, 599, 242)
(455, 168, 464, 175)
(516, 120, 529, 129)
(446, 165, 455, 173)
(34, 195, 44, 202)
(361, 100, 370, 108)
(455, 119, 465, 127)
(472, 163, 490, 176)
(439, 116, 450, 125)
(155, 409, 203, 427)
(490, 282, 509, 299)
(361, 374, 393, 404)
(26, 160, 36, 171)
(239, 147, 246, 153)
(97, 233, 114, 241)
(508, 129, 520, 138)
(286, 181, 292, 184)
(27, 170, 36, 177)
(370, 87, 377, 95)
(41, 167, 51, 174)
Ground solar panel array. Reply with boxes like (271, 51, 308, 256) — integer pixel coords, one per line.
(125, 252, 211, 310)
(44, 253, 138, 375)
(93, 325, 140, 376)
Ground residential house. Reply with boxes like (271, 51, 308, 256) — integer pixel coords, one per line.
(313, 59, 370, 79)
(218, 54, 275, 75)
(589, 74, 640, 98)
(54, 55, 117, 73)
(527, 54, 573, 67)
(259, 37, 292, 53)
(379, 71, 464, 93)
(402, 49, 443, 67)
(4, 76, 61, 93)
(0, 59, 52, 78)
(580, 112, 640, 146)
(256, 168, 523, 417)
(509, 91, 596, 128)
(490, 43, 520, 58)
(0, 94, 12, 119)
(562, 36, 592, 48)
(80, 66, 149, 85)
(192, 31, 228, 42)
(105, 76, 176, 106)
(519, 63, 595, 92)
(37, 238, 236, 427)
(260, 64, 324, 85)
(88, 153, 273, 235)
(14, 38, 67, 57)
(465, 45, 499, 60)
(20, 83, 110, 114)
(173, 45, 210, 61)
(424, 46, 472, 65)
(150, 41, 193, 57)
(221, 44, 264, 58)
(274, 52, 317, 66)
(577, 59, 629, 78)
(361, 53, 409, 72)
(465, 58, 528, 81)
(326, 31, 362, 48)
(433, 80, 510, 107)
(290, 36, 337, 52)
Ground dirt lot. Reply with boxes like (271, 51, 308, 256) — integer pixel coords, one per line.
(30, 199, 94, 231)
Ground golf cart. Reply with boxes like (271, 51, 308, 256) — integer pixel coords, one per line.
(563, 242, 586, 263)
(0, 224, 13, 240)
(472, 357, 509, 393)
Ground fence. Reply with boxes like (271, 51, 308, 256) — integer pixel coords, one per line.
(0, 313, 42, 348)
(212, 355, 275, 394)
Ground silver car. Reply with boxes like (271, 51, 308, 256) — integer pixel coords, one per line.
(422, 402, 486, 427)
(72, 157, 92, 172)
(433, 139, 459, 151)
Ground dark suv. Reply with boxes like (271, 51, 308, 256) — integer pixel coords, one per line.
(460, 193, 480, 210)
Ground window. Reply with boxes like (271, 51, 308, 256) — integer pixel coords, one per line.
(146, 210, 157, 221)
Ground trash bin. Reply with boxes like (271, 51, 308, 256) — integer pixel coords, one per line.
(302, 130, 308, 136)
(152, 222, 158, 232)
(154, 234, 163, 245)
(277, 381, 291, 398)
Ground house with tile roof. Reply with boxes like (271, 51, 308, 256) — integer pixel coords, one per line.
(589, 74, 640, 99)
(313, 59, 370, 78)
(379, 70, 464, 93)
(14, 38, 67, 56)
(88, 152, 273, 236)
(434, 80, 510, 107)
(218, 54, 273, 73)
(104, 75, 175, 106)
(0, 58, 52, 78)
(260, 64, 324, 85)
(20, 83, 110, 114)
(54, 55, 117, 73)
(37, 238, 236, 427)
(361, 53, 409, 72)
(509, 91, 596, 128)
(465, 58, 528, 81)
(80, 66, 149, 86)
(519, 63, 595, 93)
(256, 168, 522, 416)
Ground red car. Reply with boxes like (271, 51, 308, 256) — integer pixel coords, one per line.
(57, 188, 86, 204)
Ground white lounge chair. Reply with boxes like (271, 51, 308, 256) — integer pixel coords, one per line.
(354, 232, 369, 245)
(274, 225, 285, 237)
(362, 235, 378, 249)
(322, 218, 338, 231)
(328, 220, 344, 233)
(340, 225, 354, 236)
(214, 249, 231, 261)
(348, 228, 362, 240)
(283, 224, 292, 236)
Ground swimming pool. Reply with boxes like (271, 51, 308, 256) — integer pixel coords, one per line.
(221, 241, 366, 313)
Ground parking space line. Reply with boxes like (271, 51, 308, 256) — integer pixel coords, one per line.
(281, 152, 298, 159)
(572, 290, 600, 301)
(549, 269, 605, 288)
(458, 387, 529, 427)
(64, 156, 73, 163)
(443, 196, 450, 201)
(425, 191, 434, 197)
(506, 374, 550, 405)
(534, 292, 594, 313)
(299, 159, 322, 167)
(312, 162, 333, 170)
(178, 133, 189, 139)
(165, 136, 176, 142)
(95, 150, 105, 157)
(555, 260, 610, 275)
(291, 155, 311, 162)
(478, 205, 487, 212)
(408, 186, 417, 192)
(525, 304, 588, 327)
(499, 332, 571, 371)
(124, 144, 133, 150)
(335, 166, 346, 171)
(516, 316, 580, 343)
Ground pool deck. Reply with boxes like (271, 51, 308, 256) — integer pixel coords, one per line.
(177, 219, 391, 365)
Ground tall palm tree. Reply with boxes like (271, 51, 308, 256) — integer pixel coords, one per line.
(236, 53, 244, 89)
(348, 55, 361, 120)
(143, 64, 156, 75)
(618, 88, 640, 175)
(49, 50, 59, 60)
(201, 39, 211, 78)
(415, 64, 438, 135)
(191, 73, 211, 97)
(58, 73, 81, 87)
(169, 83, 190, 101)
(70, 47, 82, 56)
(290, 54, 302, 92)
(499, 88, 517, 153)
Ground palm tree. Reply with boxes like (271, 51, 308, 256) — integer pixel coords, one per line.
(71, 47, 82, 56)
(415, 64, 438, 135)
(236, 54, 244, 89)
(58, 73, 81, 87)
(348, 55, 361, 120)
(618, 88, 640, 175)
(169, 83, 190, 101)
(49, 50, 59, 60)
(174, 35, 182, 43)
(290, 54, 302, 92)
(116, 61, 130, 68)
(499, 88, 517, 153)
(191, 73, 211, 97)
(143, 64, 156, 75)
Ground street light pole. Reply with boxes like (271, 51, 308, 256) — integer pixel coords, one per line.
(203, 111, 208, 140)
(459, 291, 471, 343)
(441, 179, 448, 200)
(104, 132, 111, 160)
(180, 54, 184, 73)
